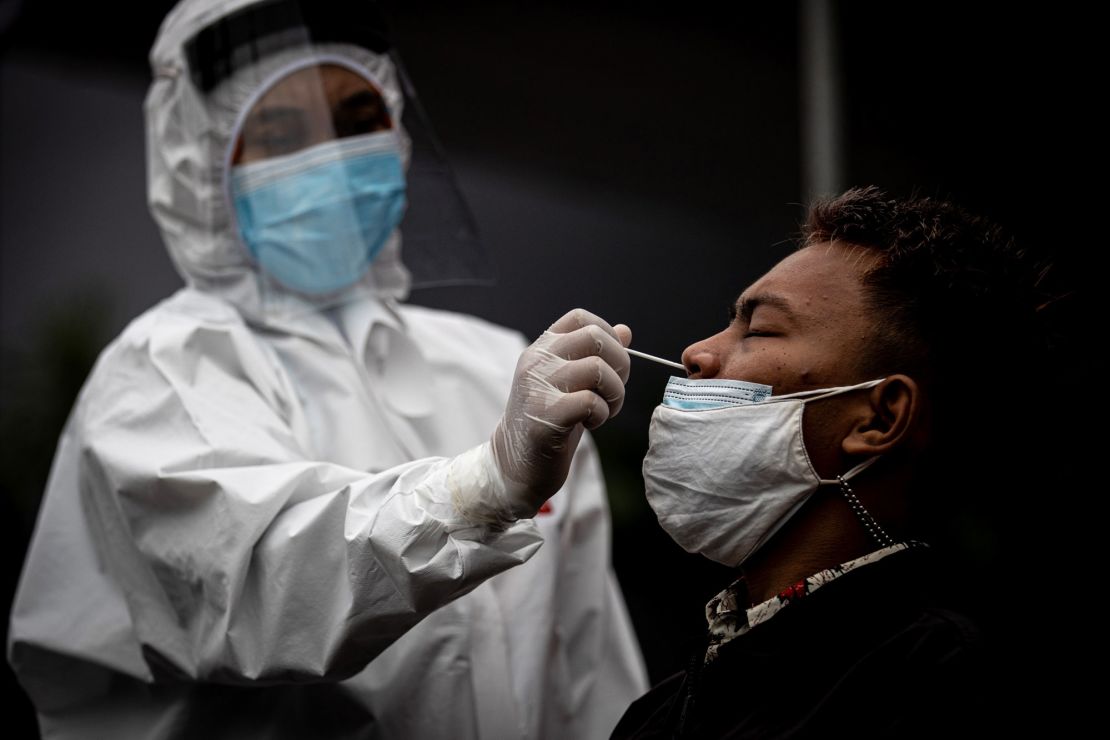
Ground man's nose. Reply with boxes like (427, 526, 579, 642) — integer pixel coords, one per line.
(682, 336, 722, 379)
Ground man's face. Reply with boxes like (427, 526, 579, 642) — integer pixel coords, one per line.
(233, 64, 393, 165)
(682, 242, 883, 474)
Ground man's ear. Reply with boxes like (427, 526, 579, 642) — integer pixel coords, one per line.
(842, 375, 923, 456)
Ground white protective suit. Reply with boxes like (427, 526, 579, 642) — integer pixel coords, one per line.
(7, 1, 648, 737)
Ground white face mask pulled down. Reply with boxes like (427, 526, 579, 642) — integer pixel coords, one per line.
(642, 376, 885, 568)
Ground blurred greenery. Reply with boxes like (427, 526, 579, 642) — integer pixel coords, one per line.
(1, 287, 116, 738)
(1, 289, 115, 530)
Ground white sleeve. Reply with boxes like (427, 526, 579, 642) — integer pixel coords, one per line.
(74, 317, 542, 684)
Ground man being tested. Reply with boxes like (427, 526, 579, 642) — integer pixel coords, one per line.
(614, 186, 1050, 738)
(8, 1, 647, 737)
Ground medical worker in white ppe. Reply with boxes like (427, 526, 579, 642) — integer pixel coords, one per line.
(7, 1, 647, 737)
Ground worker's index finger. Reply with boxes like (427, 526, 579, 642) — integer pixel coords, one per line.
(546, 308, 621, 341)
(544, 326, 631, 383)
(613, 324, 632, 349)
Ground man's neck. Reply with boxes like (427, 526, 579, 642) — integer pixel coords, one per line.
(740, 488, 876, 606)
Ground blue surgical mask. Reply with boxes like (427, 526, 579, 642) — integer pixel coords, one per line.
(230, 131, 407, 295)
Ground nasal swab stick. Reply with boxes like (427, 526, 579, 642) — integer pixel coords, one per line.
(626, 348, 685, 371)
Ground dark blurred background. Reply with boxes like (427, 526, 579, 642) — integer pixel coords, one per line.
(1, 1, 1099, 736)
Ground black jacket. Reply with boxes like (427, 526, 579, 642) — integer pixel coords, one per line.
(612, 549, 990, 739)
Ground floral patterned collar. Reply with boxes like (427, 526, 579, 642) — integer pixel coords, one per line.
(704, 541, 927, 664)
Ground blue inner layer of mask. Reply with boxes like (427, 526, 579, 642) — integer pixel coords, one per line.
(661, 376, 773, 410)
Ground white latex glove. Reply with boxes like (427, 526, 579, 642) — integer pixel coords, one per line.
(448, 309, 631, 526)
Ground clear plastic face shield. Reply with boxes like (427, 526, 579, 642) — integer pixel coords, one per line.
(178, 0, 490, 318)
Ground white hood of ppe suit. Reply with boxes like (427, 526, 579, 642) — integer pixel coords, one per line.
(145, 0, 413, 322)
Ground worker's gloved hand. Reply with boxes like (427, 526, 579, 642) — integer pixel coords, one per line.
(447, 309, 631, 527)
(493, 308, 632, 516)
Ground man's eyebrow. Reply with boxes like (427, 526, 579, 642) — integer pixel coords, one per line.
(730, 292, 798, 322)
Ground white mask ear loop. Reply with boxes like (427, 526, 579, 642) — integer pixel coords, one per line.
(807, 382, 895, 548)
(771, 377, 885, 403)
(836, 464, 895, 548)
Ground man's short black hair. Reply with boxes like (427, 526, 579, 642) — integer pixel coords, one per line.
(802, 186, 1059, 391)
(800, 187, 1070, 548)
